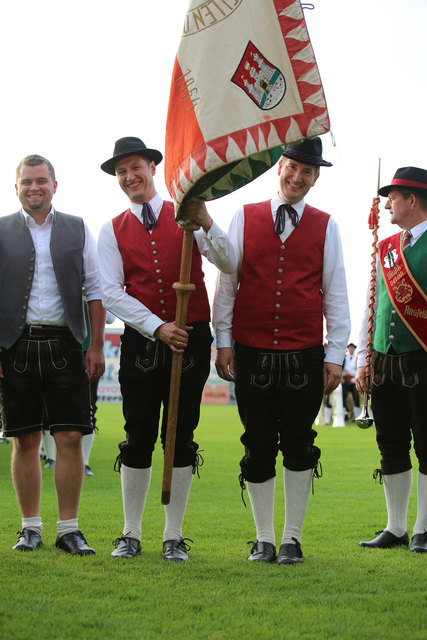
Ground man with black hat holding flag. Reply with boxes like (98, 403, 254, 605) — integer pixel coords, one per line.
(98, 137, 237, 561)
(356, 166, 427, 554)
(213, 137, 350, 565)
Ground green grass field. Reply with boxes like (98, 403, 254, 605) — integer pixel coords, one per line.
(0, 404, 425, 640)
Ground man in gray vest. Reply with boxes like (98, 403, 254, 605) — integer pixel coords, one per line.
(0, 154, 105, 555)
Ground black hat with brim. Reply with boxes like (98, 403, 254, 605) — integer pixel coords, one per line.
(282, 136, 332, 167)
(101, 136, 163, 175)
(378, 166, 427, 197)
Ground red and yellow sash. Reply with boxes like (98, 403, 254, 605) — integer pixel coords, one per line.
(379, 232, 427, 351)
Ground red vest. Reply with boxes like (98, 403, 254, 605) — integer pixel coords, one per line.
(112, 201, 210, 323)
(232, 200, 329, 349)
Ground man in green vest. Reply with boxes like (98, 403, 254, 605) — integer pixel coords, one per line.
(356, 166, 427, 554)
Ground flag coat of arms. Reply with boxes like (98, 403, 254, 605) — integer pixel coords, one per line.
(165, 0, 330, 215)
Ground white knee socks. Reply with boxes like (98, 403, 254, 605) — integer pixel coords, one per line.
(247, 478, 276, 545)
(82, 432, 94, 466)
(121, 464, 152, 541)
(281, 467, 313, 545)
(163, 466, 193, 542)
(384, 469, 412, 537)
(413, 471, 427, 536)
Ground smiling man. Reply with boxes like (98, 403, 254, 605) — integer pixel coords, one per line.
(356, 166, 427, 554)
(0, 154, 105, 555)
(97, 136, 237, 561)
(213, 137, 350, 565)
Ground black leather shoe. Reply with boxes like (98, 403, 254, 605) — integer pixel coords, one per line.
(277, 539, 303, 565)
(55, 530, 95, 555)
(13, 528, 42, 551)
(162, 538, 192, 561)
(410, 532, 427, 553)
(359, 529, 409, 548)
(247, 540, 276, 562)
(111, 535, 141, 558)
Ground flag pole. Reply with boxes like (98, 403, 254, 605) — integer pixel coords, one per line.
(161, 219, 199, 505)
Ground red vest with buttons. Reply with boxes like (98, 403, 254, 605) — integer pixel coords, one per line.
(112, 201, 210, 323)
(232, 200, 330, 350)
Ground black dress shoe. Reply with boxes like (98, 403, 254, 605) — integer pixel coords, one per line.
(247, 540, 276, 562)
(111, 535, 141, 558)
(13, 528, 42, 551)
(162, 538, 192, 561)
(410, 532, 427, 553)
(359, 529, 409, 549)
(277, 539, 303, 565)
(55, 530, 95, 555)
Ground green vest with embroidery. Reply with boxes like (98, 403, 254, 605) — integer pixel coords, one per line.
(374, 230, 427, 354)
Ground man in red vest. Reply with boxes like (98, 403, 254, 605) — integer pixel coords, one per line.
(356, 166, 427, 554)
(98, 137, 237, 561)
(214, 137, 350, 565)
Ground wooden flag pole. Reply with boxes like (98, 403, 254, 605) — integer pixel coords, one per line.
(161, 220, 200, 505)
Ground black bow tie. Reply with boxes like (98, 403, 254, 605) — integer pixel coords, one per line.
(275, 204, 299, 235)
(141, 202, 156, 231)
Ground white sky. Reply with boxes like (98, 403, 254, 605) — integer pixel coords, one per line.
(1, 0, 426, 343)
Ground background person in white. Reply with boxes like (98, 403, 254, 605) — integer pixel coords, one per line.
(0, 155, 105, 555)
(213, 137, 350, 565)
(97, 137, 237, 561)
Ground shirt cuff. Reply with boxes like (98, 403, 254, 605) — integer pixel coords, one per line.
(215, 330, 232, 349)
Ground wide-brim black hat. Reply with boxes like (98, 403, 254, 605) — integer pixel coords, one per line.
(101, 137, 163, 175)
(378, 166, 427, 197)
(282, 136, 332, 167)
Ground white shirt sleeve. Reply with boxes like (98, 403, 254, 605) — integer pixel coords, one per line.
(193, 219, 237, 273)
(97, 221, 164, 339)
(82, 222, 101, 302)
(357, 263, 379, 368)
(212, 207, 244, 348)
(322, 217, 351, 365)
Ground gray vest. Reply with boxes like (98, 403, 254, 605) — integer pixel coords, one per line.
(0, 211, 87, 348)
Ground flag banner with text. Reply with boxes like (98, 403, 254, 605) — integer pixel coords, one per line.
(165, 0, 329, 217)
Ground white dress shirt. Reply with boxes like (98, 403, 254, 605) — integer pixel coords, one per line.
(22, 207, 101, 326)
(213, 196, 351, 366)
(357, 220, 427, 367)
(97, 193, 237, 339)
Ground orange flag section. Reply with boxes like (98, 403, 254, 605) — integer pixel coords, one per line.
(164, 58, 204, 205)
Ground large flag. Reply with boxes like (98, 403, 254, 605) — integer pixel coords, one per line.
(165, 0, 329, 216)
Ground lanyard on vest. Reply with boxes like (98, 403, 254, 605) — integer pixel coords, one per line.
(379, 232, 427, 351)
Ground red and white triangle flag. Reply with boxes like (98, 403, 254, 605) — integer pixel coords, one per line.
(165, 0, 330, 216)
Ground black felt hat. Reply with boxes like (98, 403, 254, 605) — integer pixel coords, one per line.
(282, 137, 332, 167)
(378, 166, 427, 197)
(101, 137, 163, 175)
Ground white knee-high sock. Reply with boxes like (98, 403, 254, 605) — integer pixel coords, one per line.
(384, 469, 412, 537)
(121, 465, 152, 541)
(281, 467, 313, 545)
(247, 478, 275, 545)
(82, 432, 94, 466)
(163, 466, 193, 542)
(413, 471, 427, 536)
